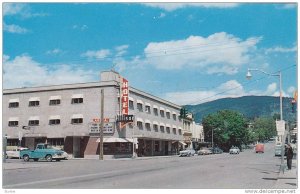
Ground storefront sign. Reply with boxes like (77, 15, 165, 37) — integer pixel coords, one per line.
(89, 122, 114, 134)
(116, 115, 134, 123)
(121, 77, 129, 115)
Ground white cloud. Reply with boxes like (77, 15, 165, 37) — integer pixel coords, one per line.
(115, 45, 129, 57)
(144, 32, 261, 74)
(4, 23, 28, 34)
(73, 24, 88, 31)
(3, 55, 96, 89)
(287, 86, 296, 94)
(81, 49, 111, 60)
(3, 3, 47, 18)
(275, 4, 297, 9)
(265, 46, 297, 54)
(265, 83, 277, 95)
(46, 48, 63, 55)
(143, 3, 239, 11)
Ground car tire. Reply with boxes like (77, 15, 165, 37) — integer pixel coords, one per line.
(23, 155, 30, 162)
(45, 155, 52, 162)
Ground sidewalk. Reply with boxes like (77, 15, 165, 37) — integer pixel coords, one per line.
(275, 158, 297, 189)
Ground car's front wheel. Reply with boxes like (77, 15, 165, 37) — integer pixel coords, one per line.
(23, 155, 30, 162)
(45, 155, 52, 162)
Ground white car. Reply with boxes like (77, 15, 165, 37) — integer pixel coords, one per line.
(179, 148, 196, 157)
(6, 147, 28, 159)
(229, 147, 240, 154)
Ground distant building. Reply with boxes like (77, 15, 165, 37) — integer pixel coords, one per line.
(3, 71, 184, 158)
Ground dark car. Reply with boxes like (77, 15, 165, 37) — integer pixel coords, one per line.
(212, 147, 223, 154)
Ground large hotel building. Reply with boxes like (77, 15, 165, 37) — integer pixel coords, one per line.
(3, 71, 190, 159)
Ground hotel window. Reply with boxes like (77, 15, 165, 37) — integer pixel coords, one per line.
(166, 126, 171, 134)
(129, 100, 134, 110)
(71, 94, 83, 104)
(28, 120, 39, 126)
(9, 99, 19, 108)
(49, 96, 61, 106)
(153, 124, 158, 132)
(29, 97, 40, 107)
(49, 116, 61, 125)
(71, 114, 83, 124)
(166, 111, 171, 119)
(153, 106, 158, 116)
(8, 121, 18, 127)
(145, 122, 151, 131)
(160, 109, 165, 117)
(160, 125, 165, 133)
(137, 121, 143, 130)
(173, 113, 177, 121)
(145, 103, 151, 114)
(173, 128, 177, 134)
(137, 100, 143, 112)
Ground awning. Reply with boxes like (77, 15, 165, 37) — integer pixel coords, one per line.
(145, 119, 151, 124)
(145, 102, 151, 107)
(153, 121, 159, 125)
(160, 122, 165, 127)
(160, 107, 165, 111)
(179, 141, 187, 146)
(166, 124, 171, 128)
(71, 114, 83, 119)
(129, 97, 134, 101)
(172, 125, 177, 129)
(153, 105, 158, 109)
(49, 115, 61, 120)
(137, 99, 144, 104)
(165, 109, 171, 113)
(28, 116, 39, 120)
(29, 97, 40, 101)
(49, 95, 61, 100)
(96, 137, 133, 143)
(72, 94, 83, 98)
(172, 111, 177, 115)
(9, 98, 19, 103)
(178, 127, 182, 130)
(136, 117, 144, 122)
(9, 117, 19, 121)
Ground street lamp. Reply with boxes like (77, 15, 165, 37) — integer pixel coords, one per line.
(246, 68, 285, 171)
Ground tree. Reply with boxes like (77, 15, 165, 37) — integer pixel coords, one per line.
(202, 110, 249, 151)
(252, 117, 276, 142)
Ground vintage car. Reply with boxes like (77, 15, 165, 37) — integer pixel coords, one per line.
(20, 143, 66, 162)
(197, 148, 213, 155)
(179, 148, 196, 157)
(6, 147, 29, 159)
(229, 146, 240, 154)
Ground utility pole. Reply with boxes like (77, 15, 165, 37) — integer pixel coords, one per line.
(99, 89, 104, 160)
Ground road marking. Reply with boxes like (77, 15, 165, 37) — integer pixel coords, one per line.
(3, 168, 132, 188)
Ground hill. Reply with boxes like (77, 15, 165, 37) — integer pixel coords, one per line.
(185, 96, 296, 123)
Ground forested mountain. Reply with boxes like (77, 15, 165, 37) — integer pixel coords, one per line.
(185, 96, 296, 123)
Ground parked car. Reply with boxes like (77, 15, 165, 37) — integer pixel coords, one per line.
(198, 148, 213, 155)
(255, 143, 264, 153)
(229, 146, 240, 154)
(20, 143, 65, 162)
(212, 147, 223, 154)
(179, 148, 196, 157)
(6, 147, 29, 159)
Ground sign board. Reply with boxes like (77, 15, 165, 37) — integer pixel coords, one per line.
(121, 77, 129, 115)
(276, 120, 285, 136)
(116, 115, 134, 123)
(89, 122, 115, 134)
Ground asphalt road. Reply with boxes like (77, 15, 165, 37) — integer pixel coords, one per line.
(3, 142, 283, 189)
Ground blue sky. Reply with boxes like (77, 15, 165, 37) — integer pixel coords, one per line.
(3, 2, 297, 105)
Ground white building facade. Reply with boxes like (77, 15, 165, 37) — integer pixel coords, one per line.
(3, 71, 184, 158)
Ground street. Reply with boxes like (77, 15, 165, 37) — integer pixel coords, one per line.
(2, 142, 294, 189)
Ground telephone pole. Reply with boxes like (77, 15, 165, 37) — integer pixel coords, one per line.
(99, 89, 104, 160)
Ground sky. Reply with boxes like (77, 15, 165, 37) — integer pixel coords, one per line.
(2, 2, 298, 105)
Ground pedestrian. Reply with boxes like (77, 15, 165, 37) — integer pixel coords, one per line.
(285, 144, 293, 170)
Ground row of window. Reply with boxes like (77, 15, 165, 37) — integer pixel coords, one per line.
(8, 118, 83, 127)
(8, 97, 83, 108)
(129, 100, 181, 121)
(135, 122, 182, 135)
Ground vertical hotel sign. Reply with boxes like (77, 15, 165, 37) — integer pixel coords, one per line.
(120, 76, 129, 128)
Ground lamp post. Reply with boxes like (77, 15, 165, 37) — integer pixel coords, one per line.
(246, 68, 285, 171)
